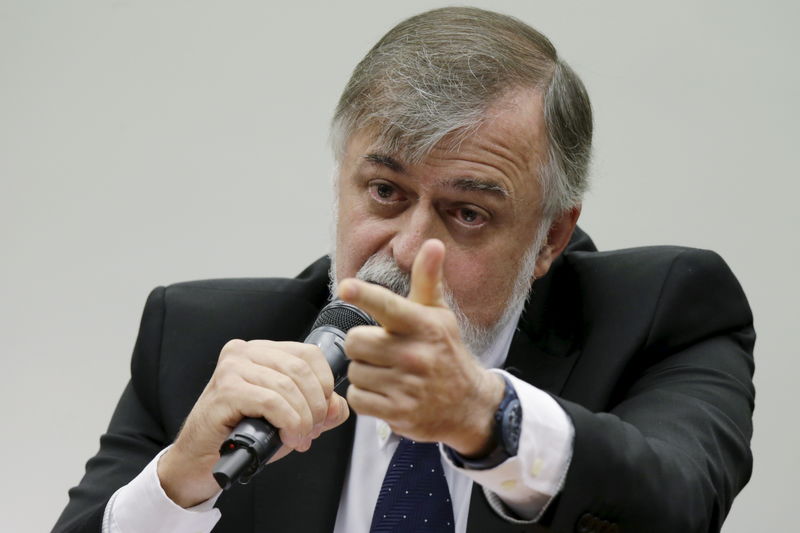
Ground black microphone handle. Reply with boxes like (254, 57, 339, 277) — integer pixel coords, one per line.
(212, 327, 350, 488)
(213, 419, 281, 489)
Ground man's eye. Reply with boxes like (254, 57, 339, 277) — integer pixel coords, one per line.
(453, 206, 488, 226)
(376, 183, 394, 199)
(460, 208, 478, 223)
(369, 181, 403, 203)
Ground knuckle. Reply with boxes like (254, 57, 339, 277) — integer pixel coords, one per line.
(214, 373, 240, 398)
(384, 297, 400, 318)
(343, 337, 358, 360)
(346, 326, 382, 361)
(220, 338, 246, 359)
(263, 392, 297, 431)
(346, 361, 361, 382)
(396, 394, 418, 417)
(297, 409, 313, 433)
(300, 343, 323, 361)
(310, 400, 327, 423)
(418, 311, 446, 340)
(215, 354, 237, 375)
(319, 370, 334, 395)
(259, 389, 280, 412)
(442, 310, 459, 331)
(347, 325, 369, 342)
(397, 373, 422, 396)
(285, 410, 302, 432)
(273, 373, 295, 395)
(345, 385, 359, 407)
(398, 348, 426, 372)
(284, 357, 310, 378)
(214, 357, 244, 383)
(421, 322, 443, 342)
(347, 387, 375, 418)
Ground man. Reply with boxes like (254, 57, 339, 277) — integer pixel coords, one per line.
(53, 7, 754, 533)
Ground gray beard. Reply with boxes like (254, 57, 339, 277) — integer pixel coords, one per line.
(327, 228, 546, 357)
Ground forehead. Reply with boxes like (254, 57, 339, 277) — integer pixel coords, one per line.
(342, 88, 548, 201)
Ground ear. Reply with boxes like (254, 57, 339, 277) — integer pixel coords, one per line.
(533, 205, 581, 279)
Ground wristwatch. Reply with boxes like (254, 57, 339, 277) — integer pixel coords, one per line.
(445, 374, 521, 470)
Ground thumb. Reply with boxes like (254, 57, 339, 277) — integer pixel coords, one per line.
(408, 239, 447, 308)
(321, 392, 350, 432)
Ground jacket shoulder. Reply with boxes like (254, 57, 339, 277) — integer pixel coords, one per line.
(564, 244, 752, 333)
(524, 243, 752, 376)
(165, 255, 331, 303)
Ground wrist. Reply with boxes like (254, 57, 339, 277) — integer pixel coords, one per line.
(447, 370, 505, 457)
(157, 445, 221, 508)
(445, 373, 521, 470)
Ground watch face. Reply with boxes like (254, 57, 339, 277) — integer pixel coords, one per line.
(502, 398, 522, 454)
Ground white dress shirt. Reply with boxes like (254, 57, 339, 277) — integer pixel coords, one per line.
(103, 310, 574, 533)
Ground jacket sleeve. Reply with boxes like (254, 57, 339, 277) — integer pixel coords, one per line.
(545, 249, 755, 533)
(52, 287, 170, 533)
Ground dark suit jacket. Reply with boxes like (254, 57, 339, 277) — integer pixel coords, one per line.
(53, 229, 755, 533)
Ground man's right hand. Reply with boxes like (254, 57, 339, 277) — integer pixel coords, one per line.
(156, 338, 350, 508)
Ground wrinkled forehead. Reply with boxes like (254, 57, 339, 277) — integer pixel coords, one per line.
(336, 88, 548, 182)
(332, 82, 546, 161)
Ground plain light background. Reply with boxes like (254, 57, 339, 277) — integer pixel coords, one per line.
(1, 1, 797, 531)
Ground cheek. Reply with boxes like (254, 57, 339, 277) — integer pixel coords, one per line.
(445, 243, 522, 326)
(335, 203, 391, 280)
(444, 252, 517, 326)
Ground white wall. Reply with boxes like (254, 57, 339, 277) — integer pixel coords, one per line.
(1, 1, 797, 531)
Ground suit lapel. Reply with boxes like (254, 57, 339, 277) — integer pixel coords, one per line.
(504, 241, 583, 396)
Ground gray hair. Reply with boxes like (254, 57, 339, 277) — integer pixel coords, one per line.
(330, 7, 593, 219)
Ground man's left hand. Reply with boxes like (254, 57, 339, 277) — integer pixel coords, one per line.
(339, 239, 505, 457)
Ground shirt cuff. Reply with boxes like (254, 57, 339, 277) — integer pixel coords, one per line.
(440, 369, 574, 521)
(103, 446, 223, 533)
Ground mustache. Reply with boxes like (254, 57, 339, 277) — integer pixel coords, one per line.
(355, 254, 411, 297)
(349, 251, 507, 357)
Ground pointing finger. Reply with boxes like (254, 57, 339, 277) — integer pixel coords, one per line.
(408, 239, 447, 307)
(338, 278, 419, 334)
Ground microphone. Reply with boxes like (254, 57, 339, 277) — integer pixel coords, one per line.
(212, 299, 377, 489)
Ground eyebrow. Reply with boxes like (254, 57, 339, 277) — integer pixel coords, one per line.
(446, 177, 510, 198)
(364, 153, 404, 172)
(362, 153, 510, 198)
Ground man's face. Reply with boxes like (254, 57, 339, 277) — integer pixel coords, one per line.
(334, 88, 552, 331)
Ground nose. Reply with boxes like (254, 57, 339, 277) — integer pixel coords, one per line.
(389, 202, 442, 273)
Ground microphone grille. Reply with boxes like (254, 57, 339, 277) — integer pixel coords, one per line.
(312, 300, 377, 333)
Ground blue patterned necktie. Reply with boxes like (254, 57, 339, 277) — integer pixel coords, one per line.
(369, 437, 456, 532)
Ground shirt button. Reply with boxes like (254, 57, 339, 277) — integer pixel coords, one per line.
(377, 421, 390, 440)
(501, 479, 518, 490)
(529, 458, 544, 477)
